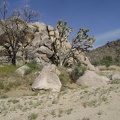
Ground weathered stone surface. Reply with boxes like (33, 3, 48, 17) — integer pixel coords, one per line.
(108, 65, 120, 70)
(54, 30, 59, 38)
(66, 68, 73, 75)
(36, 46, 54, 58)
(47, 25, 54, 31)
(15, 65, 30, 76)
(76, 70, 109, 87)
(0, 18, 96, 71)
(49, 31, 54, 36)
(74, 51, 96, 70)
(97, 65, 107, 71)
(30, 22, 47, 32)
(32, 64, 62, 92)
(42, 38, 52, 49)
(111, 71, 120, 80)
(39, 54, 50, 62)
(31, 33, 42, 47)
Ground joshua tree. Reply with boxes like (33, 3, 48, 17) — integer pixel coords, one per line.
(52, 20, 95, 66)
(52, 20, 72, 66)
(72, 28, 95, 53)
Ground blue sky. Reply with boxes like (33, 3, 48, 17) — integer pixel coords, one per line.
(2, 0, 120, 48)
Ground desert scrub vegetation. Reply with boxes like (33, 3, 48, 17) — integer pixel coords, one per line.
(0, 64, 39, 96)
(25, 61, 39, 75)
(58, 66, 72, 85)
(0, 65, 21, 92)
(71, 64, 86, 82)
(28, 113, 38, 120)
(81, 117, 90, 120)
(100, 55, 114, 68)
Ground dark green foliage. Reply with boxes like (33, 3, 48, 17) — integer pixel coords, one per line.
(101, 56, 113, 68)
(91, 60, 101, 66)
(115, 47, 120, 64)
(71, 64, 86, 82)
(0, 82, 4, 89)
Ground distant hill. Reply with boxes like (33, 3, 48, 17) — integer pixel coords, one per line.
(87, 39, 120, 65)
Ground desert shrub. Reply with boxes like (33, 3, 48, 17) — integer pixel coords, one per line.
(1, 94, 8, 99)
(25, 61, 37, 75)
(100, 56, 113, 68)
(71, 64, 86, 82)
(58, 67, 72, 85)
(0, 82, 4, 89)
(28, 113, 38, 120)
(26, 61, 37, 69)
(91, 60, 101, 66)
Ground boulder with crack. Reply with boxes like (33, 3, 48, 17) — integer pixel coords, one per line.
(32, 64, 62, 92)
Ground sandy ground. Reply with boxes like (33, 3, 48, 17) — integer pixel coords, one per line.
(0, 83, 120, 120)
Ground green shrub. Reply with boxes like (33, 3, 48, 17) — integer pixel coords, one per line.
(58, 67, 72, 85)
(1, 94, 8, 99)
(71, 64, 86, 82)
(0, 82, 4, 89)
(25, 61, 37, 75)
(26, 61, 37, 69)
(100, 56, 113, 68)
(28, 113, 38, 120)
(91, 60, 101, 66)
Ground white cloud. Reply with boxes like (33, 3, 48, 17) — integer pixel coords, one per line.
(95, 28, 120, 41)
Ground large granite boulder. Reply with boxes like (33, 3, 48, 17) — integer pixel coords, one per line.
(30, 22, 47, 32)
(47, 25, 54, 31)
(32, 64, 62, 92)
(76, 70, 109, 87)
(111, 71, 120, 80)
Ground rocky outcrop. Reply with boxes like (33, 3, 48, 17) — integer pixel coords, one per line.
(76, 70, 109, 87)
(0, 18, 95, 70)
(32, 64, 62, 92)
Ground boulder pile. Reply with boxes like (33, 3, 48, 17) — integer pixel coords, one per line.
(0, 19, 95, 70)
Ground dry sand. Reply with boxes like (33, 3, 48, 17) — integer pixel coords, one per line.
(0, 84, 120, 120)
